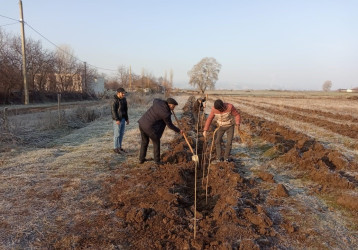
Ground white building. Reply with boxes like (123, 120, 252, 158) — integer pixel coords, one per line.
(88, 77, 105, 96)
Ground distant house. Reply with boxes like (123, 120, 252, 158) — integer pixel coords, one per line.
(88, 77, 105, 96)
(338, 88, 356, 93)
(34, 73, 83, 92)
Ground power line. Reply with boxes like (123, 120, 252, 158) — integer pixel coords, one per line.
(0, 14, 19, 22)
(24, 22, 117, 72)
(0, 13, 117, 72)
(0, 21, 18, 27)
(25, 22, 84, 62)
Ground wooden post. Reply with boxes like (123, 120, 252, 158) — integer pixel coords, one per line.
(57, 93, 61, 125)
(129, 66, 132, 91)
(3, 107, 8, 132)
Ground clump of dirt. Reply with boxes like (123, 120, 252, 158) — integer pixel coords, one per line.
(337, 194, 358, 211)
(274, 184, 290, 197)
(258, 171, 275, 183)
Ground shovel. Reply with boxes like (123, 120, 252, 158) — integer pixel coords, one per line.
(172, 111, 199, 163)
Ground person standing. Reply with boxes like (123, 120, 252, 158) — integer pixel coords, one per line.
(203, 99, 241, 162)
(138, 98, 183, 165)
(193, 96, 206, 114)
(111, 87, 129, 154)
(193, 96, 207, 128)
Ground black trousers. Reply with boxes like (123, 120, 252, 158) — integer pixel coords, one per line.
(215, 124, 235, 159)
(139, 126, 161, 162)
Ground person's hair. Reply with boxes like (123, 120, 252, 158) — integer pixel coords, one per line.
(166, 98, 178, 105)
(117, 87, 126, 93)
(214, 99, 225, 111)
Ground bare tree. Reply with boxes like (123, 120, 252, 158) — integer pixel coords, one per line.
(169, 69, 173, 89)
(25, 38, 56, 92)
(0, 30, 22, 104)
(105, 78, 120, 91)
(188, 57, 221, 93)
(54, 45, 81, 92)
(322, 80, 332, 92)
(117, 65, 130, 88)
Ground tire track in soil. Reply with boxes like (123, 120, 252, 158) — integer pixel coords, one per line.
(56, 96, 357, 249)
(238, 99, 358, 140)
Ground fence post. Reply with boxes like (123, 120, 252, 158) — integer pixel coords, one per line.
(57, 93, 61, 125)
(3, 107, 8, 132)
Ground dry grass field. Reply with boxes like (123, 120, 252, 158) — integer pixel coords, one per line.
(0, 91, 357, 249)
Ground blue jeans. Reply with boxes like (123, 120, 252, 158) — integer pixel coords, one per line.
(113, 119, 126, 149)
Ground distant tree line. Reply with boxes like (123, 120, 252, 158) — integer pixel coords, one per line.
(106, 66, 173, 96)
(0, 28, 97, 104)
(0, 27, 176, 104)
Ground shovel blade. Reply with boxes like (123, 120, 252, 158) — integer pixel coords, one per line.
(192, 155, 199, 162)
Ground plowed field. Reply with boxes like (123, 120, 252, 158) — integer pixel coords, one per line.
(0, 93, 357, 249)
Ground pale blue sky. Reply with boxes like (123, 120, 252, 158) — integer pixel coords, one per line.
(1, 0, 357, 90)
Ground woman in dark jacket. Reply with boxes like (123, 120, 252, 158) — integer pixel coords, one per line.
(138, 98, 182, 164)
(111, 88, 129, 153)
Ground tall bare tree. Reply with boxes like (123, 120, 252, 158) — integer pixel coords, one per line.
(188, 57, 221, 93)
(322, 80, 332, 92)
(0, 30, 22, 104)
(54, 45, 81, 92)
(117, 65, 129, 88)
(25, 38, 56, 92)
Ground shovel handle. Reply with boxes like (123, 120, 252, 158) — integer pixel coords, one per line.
(172, 111, 195, 154)
(183, 133, 195, 154)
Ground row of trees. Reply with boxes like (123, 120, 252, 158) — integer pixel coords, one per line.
(0, 28, 97, 104)
(110, 57, 222, 95)
(107, 66, 174, 94)
(0, 28, 176, 103)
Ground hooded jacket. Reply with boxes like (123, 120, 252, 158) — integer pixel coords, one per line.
(138, 98, 180, 139)
(111, 95, 128, 122)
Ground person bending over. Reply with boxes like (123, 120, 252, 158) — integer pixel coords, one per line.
(203, 99, 240, 162)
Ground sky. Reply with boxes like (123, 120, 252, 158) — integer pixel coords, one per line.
(1, 0, 357, 90)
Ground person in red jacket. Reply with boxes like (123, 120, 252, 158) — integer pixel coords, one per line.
(203, 99, 241, 162)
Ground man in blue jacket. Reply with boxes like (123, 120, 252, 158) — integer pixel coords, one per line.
(138, 98, 182, 165)
(111, 87, 129, 154)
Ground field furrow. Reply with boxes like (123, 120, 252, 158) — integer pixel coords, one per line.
(236, 99, 358, 140)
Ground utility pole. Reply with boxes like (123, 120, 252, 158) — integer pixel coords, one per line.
(19, 0, 29, 105)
